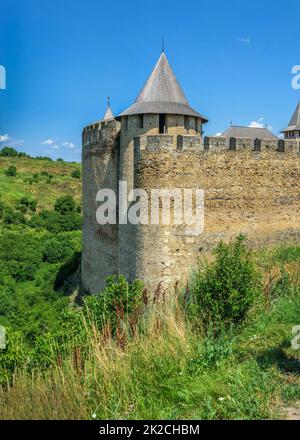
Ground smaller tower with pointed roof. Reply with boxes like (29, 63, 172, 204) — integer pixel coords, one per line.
(281, 102, 300, 139)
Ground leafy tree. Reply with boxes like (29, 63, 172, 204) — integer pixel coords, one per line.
(0, 147, 18, 157)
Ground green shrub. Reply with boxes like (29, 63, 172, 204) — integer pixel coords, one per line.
(0, 286, 17, 316)
(35, 156, 52, 161)
(27, 213, 45, 229)
(40, 171, 53, 178)
(54, 251, 82, 288)
(18, 152, 30, 158)
(10, 260, 38, 282)
(269, 268, 293, 300)
(0, 231, 43, 274)
(16, 197, 37, 213)
(3, 209, 26, 225)
(83, 275, 144, 333)
(31, 173, 39, 183)
(4, 166, 17, 177)
(71, 169, 81, 179)
(57, 211, 81, 231)
(0, 201, 5, 219)
(44, 211, 81, 233)
(43, 237, 73, 263)
(0, 328, 27, 385)
(188, 235, 262, 332)
(188, 326, 234, 373)
(54, 195, 76, 214)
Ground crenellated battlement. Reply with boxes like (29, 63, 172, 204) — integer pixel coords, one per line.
(204, 136, 300, 153)
(82, 119, 120, 148)
(133, 133, 300, 155)
(134, 134, 203, 152)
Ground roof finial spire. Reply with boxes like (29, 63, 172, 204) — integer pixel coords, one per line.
(162, 35, 165, 53)
(103, 96, 114, 121)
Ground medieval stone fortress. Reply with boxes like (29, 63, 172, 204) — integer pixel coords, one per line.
(82, 51, 300, 294)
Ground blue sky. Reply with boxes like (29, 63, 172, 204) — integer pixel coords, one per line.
(0, 0, 300, 161)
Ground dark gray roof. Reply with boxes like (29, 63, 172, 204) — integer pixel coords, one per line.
(222, 125, 278, 140)
(118, 52, 208, 122)
(281, 102, 300, 132)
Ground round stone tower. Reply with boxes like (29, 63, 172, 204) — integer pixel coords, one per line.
(81, 102, 121, 293)
(115, 51, 208, 285)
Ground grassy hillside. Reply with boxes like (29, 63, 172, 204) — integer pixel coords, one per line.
(0, 156, 81, 211)
(0, 153, 82, 337)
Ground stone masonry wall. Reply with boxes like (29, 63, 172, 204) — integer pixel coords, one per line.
(133, 142, 300, 289)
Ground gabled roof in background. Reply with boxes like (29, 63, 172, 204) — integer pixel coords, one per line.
(118, 52, 208, 122)
(222, 125, 278, 140)
(281, 102, 300, 132)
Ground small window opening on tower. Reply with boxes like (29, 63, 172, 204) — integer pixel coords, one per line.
(159, 114, 166, 134)
(184, 116, 190, 130)
(138, 114, 144, 129)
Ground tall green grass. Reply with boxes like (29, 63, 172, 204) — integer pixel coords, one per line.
(0, 239, 299, 420)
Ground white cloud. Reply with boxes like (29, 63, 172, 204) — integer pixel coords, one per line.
(0, 134, 9, 142)
(249, 117, 273, 131)
(249, 117, 265, 128)
(51, 144, 60, 150)
(249, 121, 264, 128)
(0, 134, 24, 146)
(215, 132, 222, 137)
(62, 141, 76, 149)
(237, 37, 251, 44)
(41, 138, 55, 145)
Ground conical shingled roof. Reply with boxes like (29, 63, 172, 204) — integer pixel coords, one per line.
(118, 52, 208, 122)
(281, 102, 300, 132)
(136, 52, 188, 104)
